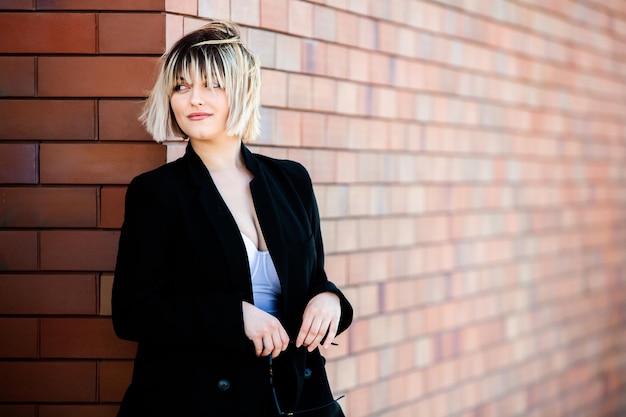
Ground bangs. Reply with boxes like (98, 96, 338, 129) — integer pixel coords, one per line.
(164, 47, 227, 95)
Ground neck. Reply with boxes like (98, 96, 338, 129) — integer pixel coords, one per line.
(190, 137, 244, 172)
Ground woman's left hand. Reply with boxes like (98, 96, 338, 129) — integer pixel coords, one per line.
(296, 292, 341, 352)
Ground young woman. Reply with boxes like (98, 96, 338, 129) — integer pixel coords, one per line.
(112, 20, 353, 416)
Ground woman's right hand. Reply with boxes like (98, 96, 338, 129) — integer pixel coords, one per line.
(242, 301, 290, 358)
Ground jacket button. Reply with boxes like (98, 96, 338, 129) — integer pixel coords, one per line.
(217, 379, 230, 391)
(304, 368, 312, 379)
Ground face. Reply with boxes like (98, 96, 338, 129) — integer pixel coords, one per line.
(169, 74, 231, 143)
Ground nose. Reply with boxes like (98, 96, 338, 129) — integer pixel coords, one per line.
(190, 85, 203, 106)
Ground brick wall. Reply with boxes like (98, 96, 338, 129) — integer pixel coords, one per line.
(1, 1, 625, 417)
(0, 1, 169, 416)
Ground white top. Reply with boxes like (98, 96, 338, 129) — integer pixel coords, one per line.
(241, 232, 282, 317)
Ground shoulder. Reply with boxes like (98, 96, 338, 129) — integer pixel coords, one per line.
(250, 152, 317, 213)
(126, 157, 188, 202)
(252, 152, 312, 186)
(130, 156, 186, 187)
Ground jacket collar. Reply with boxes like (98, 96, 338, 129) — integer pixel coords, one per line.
(182, 142, 290, 310)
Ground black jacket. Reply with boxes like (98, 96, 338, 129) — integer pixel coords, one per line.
(112, 143, 353, 416)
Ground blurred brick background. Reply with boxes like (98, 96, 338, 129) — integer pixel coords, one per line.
(1, 1, 626, 417)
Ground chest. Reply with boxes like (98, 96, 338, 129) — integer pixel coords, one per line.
(211, 171, 267, 251)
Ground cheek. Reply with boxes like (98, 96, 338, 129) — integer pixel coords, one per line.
(168, 98, 189, 136)
(169, 96, 184, 116)
(169, 98, 187, 125)
(219, 97, 230, 121)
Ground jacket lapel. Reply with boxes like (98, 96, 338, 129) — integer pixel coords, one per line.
(242, 146, 291, 310)
(183, 143, 254, 303)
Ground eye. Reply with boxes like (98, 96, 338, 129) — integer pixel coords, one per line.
(206, 82, 222, 89)
(173, 83, 189, 93)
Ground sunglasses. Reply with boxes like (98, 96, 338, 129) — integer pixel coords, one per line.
(268, 345, 345, 416)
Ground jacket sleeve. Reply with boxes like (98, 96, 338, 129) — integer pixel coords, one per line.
(111, 175, 250, 353)
(295, 165, 354, 336)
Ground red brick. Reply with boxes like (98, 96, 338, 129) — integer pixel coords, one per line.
(260, 69, 287, 107)
(0, 0, 34, 9)
(99, 100, 151, 141)
(40, 230, 120, 271)
(336, 11, 358, 46)
(99, 273, 114, 316)
(39, 405, 119, 417)
(0, 187, 97, 227)
(0, 99, 95, 140)
(40, 318, 136, 359)
(246, 28, 276, 68)
(275, 34, 301, 72)
(313, 5, 336, 42)
(36, 0, 162, 10)
(0, 318, 38, 358)
(0, 274, 97, 315)
(0, 362, 96, 402)
(165, 13, 183, 49)
(370, 53, 390, 85)
(326, 44, 348, 78)
(348, 48, 369, 82)
(0, 231, 37, 270)
(165, 0, 197, 15)
(39, 143, 166, 185)
(302, 39, 326, 75)
(333, 152, 355, 184)
(197, 0, 230, 20)
(101, 186, 126, 229)
(327, 115, 349, 148)
(38, 57, 159, 97)
(184, 16, 212, 34)
(336, 81, 358, 114)
(0, 12, 96, 53)
(288, 0, 313, 37)
(287, 73, 312, 109)
(274, 110, 301, 146)
(98, 13, 165, 54)
(260, 0, 287, 32)
(0, 57, 35, 96)
(311, 76, 334, 111)
(378, 21, 398, 55)
(99, 361, 133, 401)
(358, 17, 376, 50)
(0, 406, 35, 417)
(0, 143, 38, 184)
(301, 112, 326, 147)
(230, 0, 260, 26)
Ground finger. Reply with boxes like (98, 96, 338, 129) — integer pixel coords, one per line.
(252, 338, 264, 357)
(309, 319, 332, 351)
(302, 316, 324, 348)
(297, 320, 315, 348)
(279, 326, 290, 351)
(296, 315, 314, 348)
(322, 318, 339, 349)
(270, 332, 284, 358)
(260, 336, 273, 357)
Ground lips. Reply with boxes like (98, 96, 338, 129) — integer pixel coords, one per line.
(187, 112, 212, 121)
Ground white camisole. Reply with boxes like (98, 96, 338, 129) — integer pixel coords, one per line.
(241, 232, 282, 317)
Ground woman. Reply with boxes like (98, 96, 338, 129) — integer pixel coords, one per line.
(112, 20, 353, 417)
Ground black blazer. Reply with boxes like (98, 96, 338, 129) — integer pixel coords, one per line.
(112, 143, 353, 416)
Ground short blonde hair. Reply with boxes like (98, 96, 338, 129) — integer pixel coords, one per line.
(140, 20, 260, 142)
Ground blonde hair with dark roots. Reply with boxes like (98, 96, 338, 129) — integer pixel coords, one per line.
(140, 20, 260, 142)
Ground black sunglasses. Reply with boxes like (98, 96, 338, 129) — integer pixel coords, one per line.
(269, 350, 345, 416)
